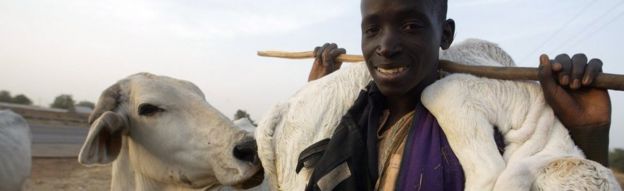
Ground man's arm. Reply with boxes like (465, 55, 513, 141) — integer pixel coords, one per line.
(537, 54, 611, 166)
(308, 43, 346, 81)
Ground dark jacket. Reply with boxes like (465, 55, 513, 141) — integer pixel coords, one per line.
(299, 83, 383, 191)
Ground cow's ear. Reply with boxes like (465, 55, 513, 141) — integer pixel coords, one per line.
(78, 111, 127, 166)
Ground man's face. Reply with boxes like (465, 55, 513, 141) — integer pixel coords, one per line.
(361, 0, 449, 98)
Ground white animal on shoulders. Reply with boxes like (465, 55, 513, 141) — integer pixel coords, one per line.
(255, 39, 621, 190)
(78, 73, 263, 191)
(425, 39, 620, 191)
(0, 110, 32, 191)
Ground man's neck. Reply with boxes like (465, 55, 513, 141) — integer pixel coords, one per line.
(387, 96, 417, 119)
(385, 93, 419, 129)
(384, 75, 436, 127)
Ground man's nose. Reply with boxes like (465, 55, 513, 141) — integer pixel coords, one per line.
(376, 30, 402, 57)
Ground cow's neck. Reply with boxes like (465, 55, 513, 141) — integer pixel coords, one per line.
(133, 173, 217, 191)
(110, 135, 135, 190)
(110, 135, 216, 191)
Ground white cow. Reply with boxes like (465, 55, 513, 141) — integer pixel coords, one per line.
(0, 110, 32, 191)
(78, 73, 263, 191)
(255, 39, 620, 190)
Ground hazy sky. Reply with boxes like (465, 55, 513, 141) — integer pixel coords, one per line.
(1, 0, 623, 148)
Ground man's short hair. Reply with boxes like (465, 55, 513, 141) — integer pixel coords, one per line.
(435, 0, 448, 20)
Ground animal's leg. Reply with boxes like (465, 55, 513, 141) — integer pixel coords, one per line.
(492, 159, 535, 191)
(532, 158, 622, 191)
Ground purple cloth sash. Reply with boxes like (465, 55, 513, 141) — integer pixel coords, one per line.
(396, 105, 465, 191)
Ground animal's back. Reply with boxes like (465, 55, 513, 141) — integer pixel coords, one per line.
(0, 110, 32, 191)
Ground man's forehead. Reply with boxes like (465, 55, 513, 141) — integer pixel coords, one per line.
(360, 0, 436, 16)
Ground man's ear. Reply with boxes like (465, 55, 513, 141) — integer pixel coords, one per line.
(78, 111, 127, 166)
(440, 19, 455, 50)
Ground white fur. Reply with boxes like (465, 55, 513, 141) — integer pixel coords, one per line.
(0, 110, 31, 191)
(256, 63, 372, 191)
(78, 73, 262, 191)
(256, 39, 621, 190)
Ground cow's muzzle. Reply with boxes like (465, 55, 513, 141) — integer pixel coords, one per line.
(233, 139, 259, 164)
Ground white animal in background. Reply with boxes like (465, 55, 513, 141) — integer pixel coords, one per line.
(255, 39, 620, 190)
(0, 110, 32, 191)
(78, 73, 262, 191)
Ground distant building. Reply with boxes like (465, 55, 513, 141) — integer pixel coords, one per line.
(0, 102, 89, 127)
(0, 102, 67, 113)
(74, 106, 93, 114)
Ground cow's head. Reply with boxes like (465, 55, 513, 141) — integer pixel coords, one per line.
(78, 73, 261, 188)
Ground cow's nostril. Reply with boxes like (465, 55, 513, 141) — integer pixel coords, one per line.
(233, 139, 258, 163)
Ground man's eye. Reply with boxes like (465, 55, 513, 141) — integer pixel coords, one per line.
(364, 26, 380, 36)
(402, 22, 423, 31)
(138, 103, 165, 116)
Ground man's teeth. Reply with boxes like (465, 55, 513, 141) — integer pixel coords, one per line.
(377, 67, 406, 75)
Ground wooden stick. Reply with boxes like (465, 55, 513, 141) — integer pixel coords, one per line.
(257, 50, 624, 91)
(441, 61, 624, 90)
(257, 51, 364, 62)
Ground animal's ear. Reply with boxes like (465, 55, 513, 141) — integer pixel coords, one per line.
(89, 83, 122, 124)
(78, 111, 127, 166)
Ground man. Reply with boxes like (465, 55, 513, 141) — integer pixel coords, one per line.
(303, 0, 611, 190)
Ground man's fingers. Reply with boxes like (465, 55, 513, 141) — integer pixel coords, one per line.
(322, 44, 338, 69)
(538, 54, 580, 118)
(539, 54, 557, 89)
(315, 43, 330, 61)
(312, 46, 321, 58)
(555, 54, 572, 86)
(570, 54, 588, 90)
(552, 61, 563, 71)
(583, 58, 603, 86)
(322, 43, 338, 60)
(330, 48, 346, 69)
(329, 48, 346, 59)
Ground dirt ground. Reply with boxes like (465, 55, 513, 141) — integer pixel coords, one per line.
(23, 157, 111, 191)
(616, 170, 624, 189)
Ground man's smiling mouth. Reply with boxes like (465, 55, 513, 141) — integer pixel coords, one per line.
(376, 66, 407, 75)
(375, 66, 410, 81)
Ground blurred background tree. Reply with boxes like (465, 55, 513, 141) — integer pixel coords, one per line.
(12, 94, 32, 105)
(50, 94, 76, 112)
(0, 90, 33, 105)
(610, 148, 624, 173)
(0, 90, 12, 103)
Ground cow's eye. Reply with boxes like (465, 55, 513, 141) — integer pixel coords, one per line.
(138, 103, 164, 116)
